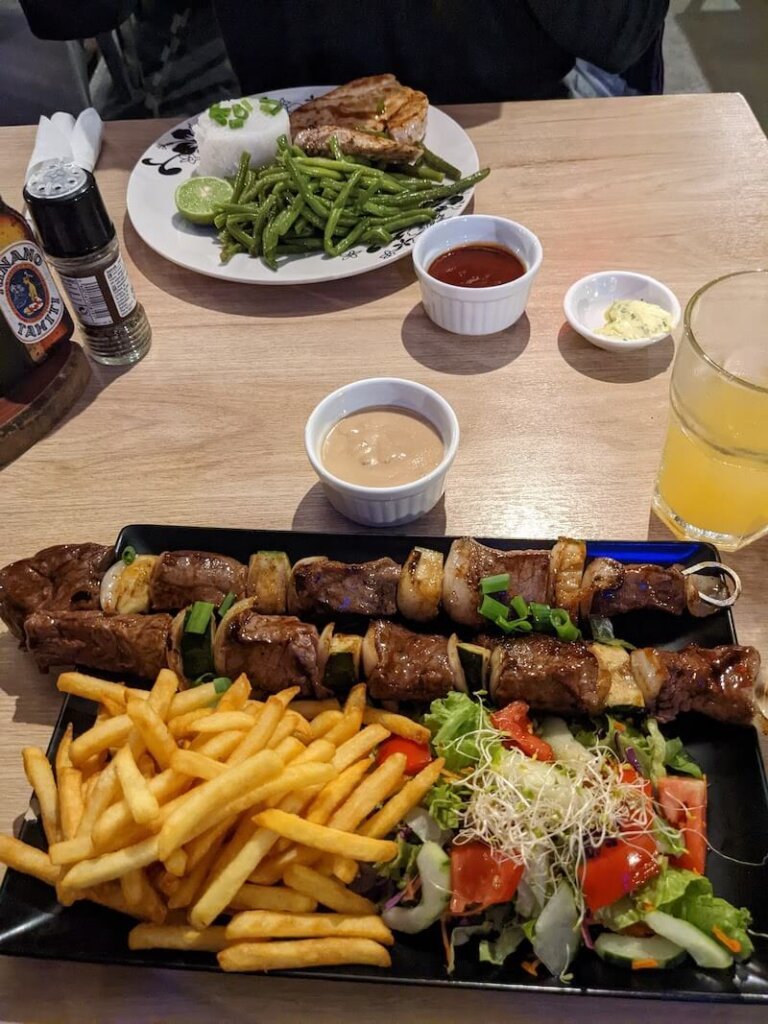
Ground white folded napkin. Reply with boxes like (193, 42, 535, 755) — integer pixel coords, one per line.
(26, 108, 103, 180)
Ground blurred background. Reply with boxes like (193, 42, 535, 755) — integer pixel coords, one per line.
(1, 0, 766, 130)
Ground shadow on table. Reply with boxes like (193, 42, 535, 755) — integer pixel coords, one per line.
(401, 306, 529, 374)
(0, 631, 59, 727)
(440, 103, 503, 130)
(123, 217, 414, 319)
(292, 482, 447, 536)
(557, 322, 674, 383)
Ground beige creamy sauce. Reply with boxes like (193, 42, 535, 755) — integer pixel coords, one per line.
(322, 407, 444, 487)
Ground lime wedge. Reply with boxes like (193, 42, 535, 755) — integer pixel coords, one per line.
(175, 176, 234, 225)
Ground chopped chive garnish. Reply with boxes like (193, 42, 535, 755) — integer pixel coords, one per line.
(228, 117, 245, 128)
(510, 594, 529, 619)
(122, 545, 137, 566)
(232, 102, 246, 118)
(550, 608, 581, 641)
(478, 595, 510, 622)
(213, 676, 233, 694)
(259, 96, 282, 116)
(496, 617, 534, 634)
(218, 591, 236, 617)
(242, 98, 253, 112)
(184, 601, 215, 635)
(480, 573, 510, 595)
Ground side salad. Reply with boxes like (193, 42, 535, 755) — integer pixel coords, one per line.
(369, 692, 753, 979)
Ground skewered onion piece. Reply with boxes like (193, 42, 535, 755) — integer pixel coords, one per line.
(397, 547, 444, 622)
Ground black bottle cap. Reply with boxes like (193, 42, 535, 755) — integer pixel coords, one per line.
(23, 160, 115, 258)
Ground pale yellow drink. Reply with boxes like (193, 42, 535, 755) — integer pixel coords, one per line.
(653, 271, 768, 552)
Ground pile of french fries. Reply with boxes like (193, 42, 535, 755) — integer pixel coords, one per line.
(0, 670, 444, 972)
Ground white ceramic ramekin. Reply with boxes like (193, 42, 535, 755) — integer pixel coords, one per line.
(563, 270, 681, 352)
(411, 214, 543, 335)
(304, 378, 460, 527)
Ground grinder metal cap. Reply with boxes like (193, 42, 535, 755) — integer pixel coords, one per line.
(23, 159, 114, 258)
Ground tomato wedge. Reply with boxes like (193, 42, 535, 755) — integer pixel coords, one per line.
(490, 701, 555, 762)
(450, 840, 524, 915)
(376, 736, 432, 776)
(656, 776, 708, 874)
(581, 832, 660, 913)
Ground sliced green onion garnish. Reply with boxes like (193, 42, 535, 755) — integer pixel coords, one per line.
(510, 594, 529, 619)
(496, 617, 534, 635)
(192, 673, 215, 687)
(259, 96, 283, 116)
(241, 98, 253, 112)
(122, 545, 137, 566)
(589, 615, 635, 649)
(228, 117, 245, 129)
(478, 595, 510, 622)
(185, 601, 215, 635)
(550, 608, 581, 641)
(213, 676, 233, 694)
(218, 591, 236, 617)
(480, 573, 510, 595)
(232, 102, 247, 118)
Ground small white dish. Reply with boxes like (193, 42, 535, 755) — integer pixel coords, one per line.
(563, 271, 681, 352)
(305, 377, 459, 527)
(411, 215, 543, 335)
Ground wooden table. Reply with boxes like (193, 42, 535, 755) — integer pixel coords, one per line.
(0, 93, 767, 1023)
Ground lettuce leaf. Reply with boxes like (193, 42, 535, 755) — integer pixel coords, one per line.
(423, 781, 467, 830)
(424, 692, 498, 771)
(663, 735, 704, 778)
(479, 921, 526, 965)
(375, 838, 420, 890)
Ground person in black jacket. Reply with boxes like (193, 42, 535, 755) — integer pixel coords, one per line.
(212, 0, 670, 102)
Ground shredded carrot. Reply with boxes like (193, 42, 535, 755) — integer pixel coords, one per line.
(613, 721, 626, 733)
(521, 958, 540, 977)
(712, 925, 741, 954)
(631, 958, 659, 970)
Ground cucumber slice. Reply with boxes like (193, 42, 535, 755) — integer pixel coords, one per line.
(457, 642, 490, 691)
(645, 910, 734, 969)
(595, 932, 686, 969)
(382, 841, 450, 934)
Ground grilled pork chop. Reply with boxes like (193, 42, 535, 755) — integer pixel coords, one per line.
(290, 74, 428, 163)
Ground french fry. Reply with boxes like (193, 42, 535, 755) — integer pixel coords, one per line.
(361, 757, 445, 838)
(147, 669, 180, 721)
(169, 709, 211, 739)
(309, 709, 344, 740)
(332, 857, 358, 885)
(219, 938, 391, 972)
(168, 835, 226, 910)
(151, 868, 180, 900)
(252, 810, 397, 863)
(0, 835, 60, 884)
(226, 693, 291, 767)
(92, 769, 189, 852)
(332, 724, 389, 773)
(49, 834, 98, 866)
(291, 699, 342, 721)
(283, 864, 376, 916)
(184, 817, 234, 872)
(129, 923, 229, 952)
(247, 859, 290, 886)
(230, 883, 317, 914)
(306, 758, 372, 825)
(120, 867, 144, 908)
(328, 753, 406, 833)
(163, 848, 187, 877)
(225, 910, 393, 945)
(363, 708, 431, 745)
(189, 711, 256, 734)
(158, 750, 283, 860)
(77, 761, 120, 839)
(58, 766, 84, 840)
(323, 684, 366, 746)
(100, 695, 126, 718)
(168, 680, 224, 718)
(170, 749, 226, 781)
(22, 747, 59, 845)
(62, 834, 160, 890)
(79, 752, 107, 781)
(69, 715, 132, 768)
(190, 729, 243, 760)
(267, 712, 305, 750)
(272, 737, 305, 764)
(291, 738, 335, 767)
(55, 722, 74, 776)
(57, 672, 145, 708)
(115, 744, 161, 825)
(127, 700, 177, 769)
(137, 752, 156, 778)
(216, 673, 251, 713)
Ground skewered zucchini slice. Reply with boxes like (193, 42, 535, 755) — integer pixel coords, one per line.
(323, 633, 363, 690)
(168, 601, 217, 685)
(457, 641, 490, 691)
(247, 551, 290, 614)
(397, 547, 444, 621)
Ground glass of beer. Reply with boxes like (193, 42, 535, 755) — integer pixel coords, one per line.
(652, 269, 768, 552)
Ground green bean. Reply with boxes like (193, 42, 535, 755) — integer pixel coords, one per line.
(292, 215, 313, 238)
(361, 225, 392, 246)
(328, 135, 345, 162)
(327, 219, 368, 257)
(389, 168, 490, 207)
(214, 201, 261, 216)
(231, 152, 250, 203)
(248, 192, 281, 256)
(274, 195, 306, 238)
(276, 238, 324, 253)
(421, 146, 461, 181)
(415, 163, 443, 182)
(324, 167, 363, 254)
(226, 221, 257, 252)
(373, 210, 436, 233)
(213, 212, 227, 230)
(220, 241, 244, 263)
(262, 211, 282, 270)
(360, 199, 400, 217)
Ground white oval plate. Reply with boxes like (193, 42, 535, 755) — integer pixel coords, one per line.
(126, 86, 480, 285)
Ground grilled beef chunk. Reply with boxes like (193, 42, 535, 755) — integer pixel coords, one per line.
(591, 563, 687, 617)
(486, 634, 607, 716)
(364, 620, 456, 702)
(24, 610, 171, 678)
(631, 644, 760, 724)
(213, 608, 329, 698)
(149, 551, 246, 611)
(0, 543, 114, 639)
(443, 538, 551, 629)
(288, 557, 401, 618)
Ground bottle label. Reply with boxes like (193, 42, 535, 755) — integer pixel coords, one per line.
(0, 240, 64, 345)
(59, 254, 137, 328)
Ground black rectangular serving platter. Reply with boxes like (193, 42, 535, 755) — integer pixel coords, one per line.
(0, 525, 766, 1003)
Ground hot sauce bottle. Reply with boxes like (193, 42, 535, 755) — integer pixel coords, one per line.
(0, 194, 74, 395)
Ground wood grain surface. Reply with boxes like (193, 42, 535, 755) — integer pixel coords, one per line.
(0, 93, 766, 1024)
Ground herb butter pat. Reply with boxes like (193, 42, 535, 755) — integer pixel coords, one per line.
(596, 299, 673, 340)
